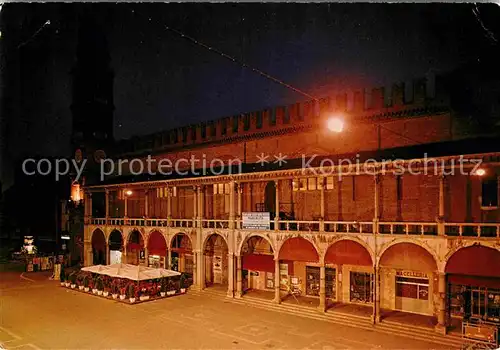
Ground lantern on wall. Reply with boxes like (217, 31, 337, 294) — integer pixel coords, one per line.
(71, 181, 83, 202)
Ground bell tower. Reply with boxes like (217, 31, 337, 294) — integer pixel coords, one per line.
(70, 6, 114, 184)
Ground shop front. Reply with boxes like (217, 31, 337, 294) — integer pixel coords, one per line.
(108, 230, 123, 265)
(277, 237, 320, 298)
(379, 243, 437, 316)
(242, 253, 275, 292)
(446, 245, 500, 326)
(147, 231, 167, 268)
(126, 230, 144, 265)
(171, 233, 194, 276)
(324, 240, 373, 305)
(204, 234, 228, 287)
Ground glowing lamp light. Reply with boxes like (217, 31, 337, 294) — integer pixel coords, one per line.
(70, 182, 82, 202)
(327, 117, 344, 133)
(125, 190, 133, 196)
(474, 168, 486, 176)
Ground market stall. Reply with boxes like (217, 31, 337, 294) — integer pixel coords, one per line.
(61, 263, 187, 304)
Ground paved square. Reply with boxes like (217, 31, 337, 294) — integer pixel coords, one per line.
(0, 273, 455, 349)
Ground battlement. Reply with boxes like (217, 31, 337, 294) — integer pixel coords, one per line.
(117, 72, 450, 156)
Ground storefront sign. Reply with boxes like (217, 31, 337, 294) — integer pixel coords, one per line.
(242, 212, 270, 230)
(396, 270, 428, 279)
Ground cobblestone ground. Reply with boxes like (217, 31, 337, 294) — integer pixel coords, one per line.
(0, 272, 451, 349)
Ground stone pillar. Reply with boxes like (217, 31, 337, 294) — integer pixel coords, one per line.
(198, 185, 204, 224)
(144, 189, 149, 218)
(236, 255, 242, 298)
(318, 265, 326, 312)
(124, 192, 128, 218)
(373, 175, 380, 233)
(273, 258, 281, 303)
(319, 177, 325, 232)
(229, 181, 235, 229)
(167, 248, 172, 269)
(198, 250, 205, 290)
(438, 175, 445, 235)
(193, 186, 198, 224)
(192, 251, 198, 287)
(213, 185, 217, 219)
(84, 241, 92, 266)
(105, 190, 109, 224)
(274, 180, 279, 230)
(144, 247, 149, 267)
(167, 187, 172, 225)
(106, 242, 110, 265)
(227, 253, 234, 297)
(237, 183, 242, 229)
(435, 272, 447, 334)
(372, 266, 381, 323)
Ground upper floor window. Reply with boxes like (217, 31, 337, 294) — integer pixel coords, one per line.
(481, 176, 498, 208)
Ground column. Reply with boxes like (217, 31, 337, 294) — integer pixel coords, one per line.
(236, 255, 242, 298)
(197, 250, 205, 290)
(192, 251, 198, 287)
(105, 242, 110, 265)
(105, 190, 109, 224)
(435, 272, 447, 334)
(274, 180, 279, 230)
(227, 253, 234, 297)
(213, 185, 217, 219)
(144, 247, 149, 267)
(124, 191, 128, 218)
(273, 258, 281, 303)
(319, 177, 325, 232)
(373, 175, 380, 234)
(372, 266, 381, 323)
(167, 187, 172, 225)
(237, 183, 242, 229)
(167, 248, 172, 269)
(84, 241, 92, 266)
(198, 185, 204, 223)
(229, 181, 235, 229)
(318, 265, 326, 312)
(438, 175, 445, 235)
(144, 189, 149, 218)
(193, 186, 198, 224)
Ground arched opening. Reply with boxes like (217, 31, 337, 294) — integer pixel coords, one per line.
(147, 230, 167, 268)
(91, 229, 106, 265)
(170, 233, 193, 278)
(324, 240, 373, 307)
(126, 230, 144, 265)
(379, 243, 437, 316)
(204, 234, 228, 288)
(278, 237, 319, 304)
(240, 235, 274, 297)
(108, 230, 123, 264)
(446, 245, 500, 323)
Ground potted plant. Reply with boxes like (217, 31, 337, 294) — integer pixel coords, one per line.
(128, 283, 136, 303)
(180, 274, 187, 293)
(77, 273, 84, 290)
(111, 280, 119, 299)
(92, 275, 98, 294)
(83, 275, 90, 292)
(59, 266, 65, 286)
(96, 277, 103, 296)
(103, 277, 110, 297)
(160, 278, 167, 297)
(65, 272, 71, 287)
(70, 272, 77, 289)
(119, 283, 126, 300)
(167, 279, 176, 296)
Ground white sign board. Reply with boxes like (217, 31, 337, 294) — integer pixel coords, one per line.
(242, 212, 270, 230)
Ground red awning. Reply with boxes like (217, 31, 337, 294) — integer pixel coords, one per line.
(448, 274, 500, 289)
(242, 254, 274, 273)
(325, 240, 372, 266)
(278, 237, 319, 262)
(446, 245, 500, 278)
(148, 231, 167, 256)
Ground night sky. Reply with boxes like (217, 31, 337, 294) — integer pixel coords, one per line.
(1, 3, 499, 187)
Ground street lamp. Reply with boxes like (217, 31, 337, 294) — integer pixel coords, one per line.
(125, 190, 133, 196)
(473, 168, 486, 176)
(327, 117, 344, 133)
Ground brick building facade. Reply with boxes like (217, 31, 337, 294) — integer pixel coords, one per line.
(82, 66, 500, 334)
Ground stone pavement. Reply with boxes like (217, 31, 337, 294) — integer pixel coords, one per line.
(0, 272, 454, 349)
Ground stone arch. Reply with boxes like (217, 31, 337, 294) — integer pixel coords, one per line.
(90, 228, 105, 243)
(108, 229, 123, 249)
(91, 228, 106, 265)
(324, 238, 373, 266)
(379, 242, 438, 272)
(378, 238, 440, 269)
(125, 227, 146, 244)
(203, 231, 229, 251)
(169, 231, 193, 250)
(278, 236, 320, 262)
(204, 233, 230, 287)
(238, 233, 275, 256)
(147, 230, 167, 255)
(445, 244, 500, 278)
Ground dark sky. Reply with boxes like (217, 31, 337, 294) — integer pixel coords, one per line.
(1, 3, 499, 171)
